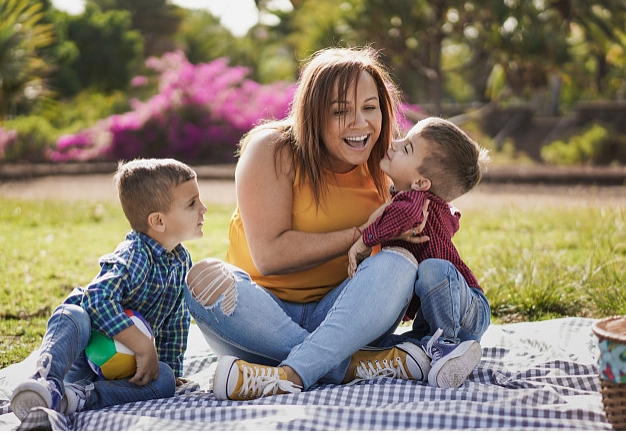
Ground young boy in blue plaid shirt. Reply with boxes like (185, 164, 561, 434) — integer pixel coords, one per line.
(348, 117, 491, 389)
(10, 158, 207, 421)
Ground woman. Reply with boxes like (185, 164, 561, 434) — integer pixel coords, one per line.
(185, 47, 430, 400)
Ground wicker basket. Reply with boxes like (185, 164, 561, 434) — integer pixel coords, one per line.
(593, 316, 626, 430)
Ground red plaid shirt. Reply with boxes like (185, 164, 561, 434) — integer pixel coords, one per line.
(362, 189, 482, 319)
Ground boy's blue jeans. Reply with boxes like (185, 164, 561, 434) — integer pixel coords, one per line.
(32, 304, 175, 411)
(185, 247, 418, 390)
(380, 258, 491, 347)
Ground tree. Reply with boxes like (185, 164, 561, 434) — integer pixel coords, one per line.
(0, 0, 55, 119)
(255, 0, 502, 114)
(87, 0, 183, 57)
(551, 0, 626, 99)
(66, 7, 144, 92)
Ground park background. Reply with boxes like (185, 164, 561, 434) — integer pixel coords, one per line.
(2, 0, 626, 165)
(0, 0, 625, 367)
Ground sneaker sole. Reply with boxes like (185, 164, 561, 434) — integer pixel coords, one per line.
(213, 355, 239, 400)
(428, 341, 482, 388)
(10, 381, 53, 421)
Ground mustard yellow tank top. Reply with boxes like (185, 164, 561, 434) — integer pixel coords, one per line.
(226, 164, 384, 303)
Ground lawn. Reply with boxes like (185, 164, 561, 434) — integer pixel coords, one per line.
(0, 196, 624, 368)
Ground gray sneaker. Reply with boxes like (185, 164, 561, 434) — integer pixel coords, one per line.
(10, 353, 63, 421)
(422, 328, 482, 388)
(63, 383, 86, 414)
(10, 353, 86, 421)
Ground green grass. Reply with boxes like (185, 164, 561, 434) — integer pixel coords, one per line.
(1, 197, 624, 369)
(0, 199, 232, 369)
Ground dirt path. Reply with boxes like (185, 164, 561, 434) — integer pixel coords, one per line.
(1, 174, 625, 209)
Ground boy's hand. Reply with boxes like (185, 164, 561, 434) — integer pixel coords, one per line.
(176, 377, 192, 387)
(130, 345, 160, 386)
(112, 324, 159, 386)
(348, 237, 371, 278)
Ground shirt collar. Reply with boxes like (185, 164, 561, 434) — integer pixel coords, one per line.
(128, 231, 187, 262)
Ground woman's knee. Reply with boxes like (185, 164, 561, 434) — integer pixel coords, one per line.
(186, 258, 237, 315)
(383, 246, 418, 268)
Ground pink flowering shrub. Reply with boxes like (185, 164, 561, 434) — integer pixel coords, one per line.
(3, 50, 420, 164)
(0, 128, 18, 160)
(51, 51, 296, 163)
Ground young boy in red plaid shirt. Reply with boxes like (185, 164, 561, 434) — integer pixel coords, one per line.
(348, 117, 491, 388)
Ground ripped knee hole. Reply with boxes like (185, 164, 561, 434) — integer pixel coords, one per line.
(187, 259, 237, 314)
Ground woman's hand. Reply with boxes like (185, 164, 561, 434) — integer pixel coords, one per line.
(348, 237, 372, 278)
(396, 199, 430, 244)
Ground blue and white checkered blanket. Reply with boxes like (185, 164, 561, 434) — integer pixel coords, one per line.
(0, 317, 611, 430)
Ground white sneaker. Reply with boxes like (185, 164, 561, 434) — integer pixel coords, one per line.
(63, 383, 86, 414)
(422, 328, 482, 388)
(10, 353, 63, 421)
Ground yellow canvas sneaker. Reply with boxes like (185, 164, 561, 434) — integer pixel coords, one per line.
(213, 356, 302, 401)
(347, 342, 431, 383)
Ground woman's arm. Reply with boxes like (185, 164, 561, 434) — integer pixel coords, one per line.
(236, 130, 361, 276)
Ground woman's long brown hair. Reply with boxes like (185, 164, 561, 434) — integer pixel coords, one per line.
(238, 46, 401, 207)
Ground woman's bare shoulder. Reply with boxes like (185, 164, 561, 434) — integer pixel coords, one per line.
(238, 127, 294, 179)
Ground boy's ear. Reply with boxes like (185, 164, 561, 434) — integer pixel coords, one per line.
(411, 178, 431, 191)
(147, 212, 166, 233)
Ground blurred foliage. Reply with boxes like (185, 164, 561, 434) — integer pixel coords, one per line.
(0, 0, 55, 119)
(65, 8, 144, 93)
(87, 0, 183, 57)
(48, 52, 295, 163)
(541, 123, 626, 165)
(1, 0, 626, 164)
(0, 115, 57, 161)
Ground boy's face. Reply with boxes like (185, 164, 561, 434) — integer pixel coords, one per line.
(380, 125, 431, 192)
(158, 179, 207, 250)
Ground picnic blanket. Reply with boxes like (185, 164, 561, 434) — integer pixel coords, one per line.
(0, 317, 612, 430)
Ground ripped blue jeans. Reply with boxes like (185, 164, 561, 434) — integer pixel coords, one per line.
(184, 247, 417, 390)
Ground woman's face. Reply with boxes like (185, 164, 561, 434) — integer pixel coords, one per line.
(322, 71, 383, 173)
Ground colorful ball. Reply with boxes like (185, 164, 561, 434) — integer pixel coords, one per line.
(85, 309, 154, 380)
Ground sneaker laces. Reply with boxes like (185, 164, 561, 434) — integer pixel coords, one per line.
(63, 383, 86, 414)
(353, 356, 409, 382)
(423, 328, 444, 366)
(36, 353, 53, 381)
(238, 364, 300, 399)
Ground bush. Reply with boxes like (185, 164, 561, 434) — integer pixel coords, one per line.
(0, 116, 59, 162)
(541, 123, 626, 165)
(50, 51, 295, 163)
(3, 51, 421, 164)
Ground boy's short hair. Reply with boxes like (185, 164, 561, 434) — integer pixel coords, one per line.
(114, 158, 197, 233)
(417, 117, 491, 202)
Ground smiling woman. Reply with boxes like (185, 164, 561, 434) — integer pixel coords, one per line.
(180, 46, 440, 403)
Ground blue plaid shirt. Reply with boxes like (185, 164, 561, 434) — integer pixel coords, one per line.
(64, 231, 191, 376)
